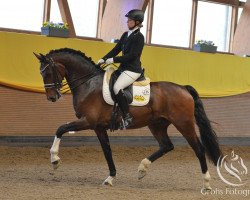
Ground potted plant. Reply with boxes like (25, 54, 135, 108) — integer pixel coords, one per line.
(193, 40, 217, 53)
(41, 22, 69, 38)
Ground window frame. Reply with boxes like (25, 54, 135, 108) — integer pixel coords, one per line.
(144, 0, 245, 53)
(0, 0, 246, 50)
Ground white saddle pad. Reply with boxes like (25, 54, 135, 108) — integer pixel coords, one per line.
(102, 67, 150, 106)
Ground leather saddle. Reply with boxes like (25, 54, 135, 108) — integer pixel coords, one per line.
(109, 69, 146, 104)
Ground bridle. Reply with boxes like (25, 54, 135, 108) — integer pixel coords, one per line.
(40, 58, 63, 98)
(40, 57, 103, 95)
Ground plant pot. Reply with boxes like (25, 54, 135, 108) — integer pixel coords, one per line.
(193, 44, 217, 53)
(41, 27, 69, 38)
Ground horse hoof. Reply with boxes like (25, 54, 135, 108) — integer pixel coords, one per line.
(103, 181, 112, 187)
(102, 176, 115, 186)
(138, 170, 147, 180)
(52, 160, 61, 170)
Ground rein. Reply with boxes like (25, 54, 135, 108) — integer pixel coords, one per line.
(41, 58, 103, 95)
(61, 71, 101, 94)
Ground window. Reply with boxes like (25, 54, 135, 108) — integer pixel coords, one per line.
(50, 0, 63, 24)
(195, 1, 232, 52)
(0, 0, 44, 31)
(151, 0, 192, 47)
(68, 0, 99, 37)
(50, 0, 99, 37)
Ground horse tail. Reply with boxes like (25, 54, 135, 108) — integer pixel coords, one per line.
(185, 85, 222, 165)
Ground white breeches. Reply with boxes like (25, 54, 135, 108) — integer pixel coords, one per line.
(113, 70, 141, 95)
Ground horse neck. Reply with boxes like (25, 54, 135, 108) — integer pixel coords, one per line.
(53, 53, 101, 95)
(53, 54, 94, 81)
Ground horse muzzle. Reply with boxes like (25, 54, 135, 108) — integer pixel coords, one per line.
(47, 96, 57, 102)
(47, 91, 61, 102)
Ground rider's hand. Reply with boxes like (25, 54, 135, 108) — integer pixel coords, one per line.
(97, 59, 105, 65)
(105, 58, 114, 65)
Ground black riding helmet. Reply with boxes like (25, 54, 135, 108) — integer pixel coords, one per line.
(125, 9, 144, 23)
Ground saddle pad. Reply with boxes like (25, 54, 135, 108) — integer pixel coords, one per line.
(102, 67, 150, 106)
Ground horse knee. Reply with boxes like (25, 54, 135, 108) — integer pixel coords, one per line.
(56, 124, 68, 138)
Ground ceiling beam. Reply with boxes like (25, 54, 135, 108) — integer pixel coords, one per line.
(142, 0, 150, 11)
(57, 0, 76, 37)
(145, 0, 154, 44)
(229, 1, 239, 52)
(43, 0, 51, 23)
(97, 0, 107, 38)
(189, 0, 198, 48)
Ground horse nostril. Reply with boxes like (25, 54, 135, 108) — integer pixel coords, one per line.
(48, 96, 56, 102)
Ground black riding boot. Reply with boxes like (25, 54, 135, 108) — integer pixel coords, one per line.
(116, 90, 133, 129)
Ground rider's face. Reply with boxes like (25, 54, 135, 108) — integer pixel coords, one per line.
(127, 18, 136, 29)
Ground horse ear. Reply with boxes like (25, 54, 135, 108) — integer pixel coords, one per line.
(33, 52, 48, 63)
(39, 53, 50, 62)
(33, 52, 42, 61)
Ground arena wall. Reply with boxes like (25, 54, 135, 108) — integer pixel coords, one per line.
(0, 31, 250, 137)
(1, 31, 250, 97)
(1, 85, 250, 137)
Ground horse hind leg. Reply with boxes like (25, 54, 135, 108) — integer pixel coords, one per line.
(174, 119, 212, 191)
(138, 118, 174, 179)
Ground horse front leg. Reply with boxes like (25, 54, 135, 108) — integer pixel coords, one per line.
(50, 117, 90, 169)
(94, 127, 116, 186)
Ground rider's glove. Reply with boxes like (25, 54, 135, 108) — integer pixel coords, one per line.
(97, 58, 105, 65)
(105, 58, 114, 65)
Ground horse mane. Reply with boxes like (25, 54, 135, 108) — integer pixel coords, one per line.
(47, 48, 96, 66)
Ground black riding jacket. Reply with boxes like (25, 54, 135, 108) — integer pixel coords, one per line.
(103, 29, 144, 73)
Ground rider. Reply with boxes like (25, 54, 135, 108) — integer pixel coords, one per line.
(98, 9, 145, 128)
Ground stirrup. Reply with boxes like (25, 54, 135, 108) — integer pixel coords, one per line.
(120, 115, 133, 130)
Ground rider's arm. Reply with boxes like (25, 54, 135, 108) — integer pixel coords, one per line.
(114, 35, 144, 63)
(102, 32, 127, 60)
(113, 34, 144, 63)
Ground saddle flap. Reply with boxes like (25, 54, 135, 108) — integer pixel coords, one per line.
(108, 68, 133, 104)
(103, 66, 151, 107)
(106, 67, 115, 84)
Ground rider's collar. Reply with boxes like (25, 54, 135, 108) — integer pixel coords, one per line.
(128, 27, 139, 37)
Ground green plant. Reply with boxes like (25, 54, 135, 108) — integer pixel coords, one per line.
(42, 22, 69, 29)
(195, 40, 215, 46)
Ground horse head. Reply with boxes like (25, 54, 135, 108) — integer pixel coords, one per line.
(34, 52, 66, 102)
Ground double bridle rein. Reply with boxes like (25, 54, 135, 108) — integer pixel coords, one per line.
(40, 57, 103, 95)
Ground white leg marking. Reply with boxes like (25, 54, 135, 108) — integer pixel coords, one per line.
(138, 158, 151, 180)
(50, 136, 61, 163)
(103, 176, 116, 186)
(202, 171, 212, 191)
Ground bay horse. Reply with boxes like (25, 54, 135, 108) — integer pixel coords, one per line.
(34, 48, 222, 190)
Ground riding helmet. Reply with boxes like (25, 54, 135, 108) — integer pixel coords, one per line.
(125, 9, 144, 23)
